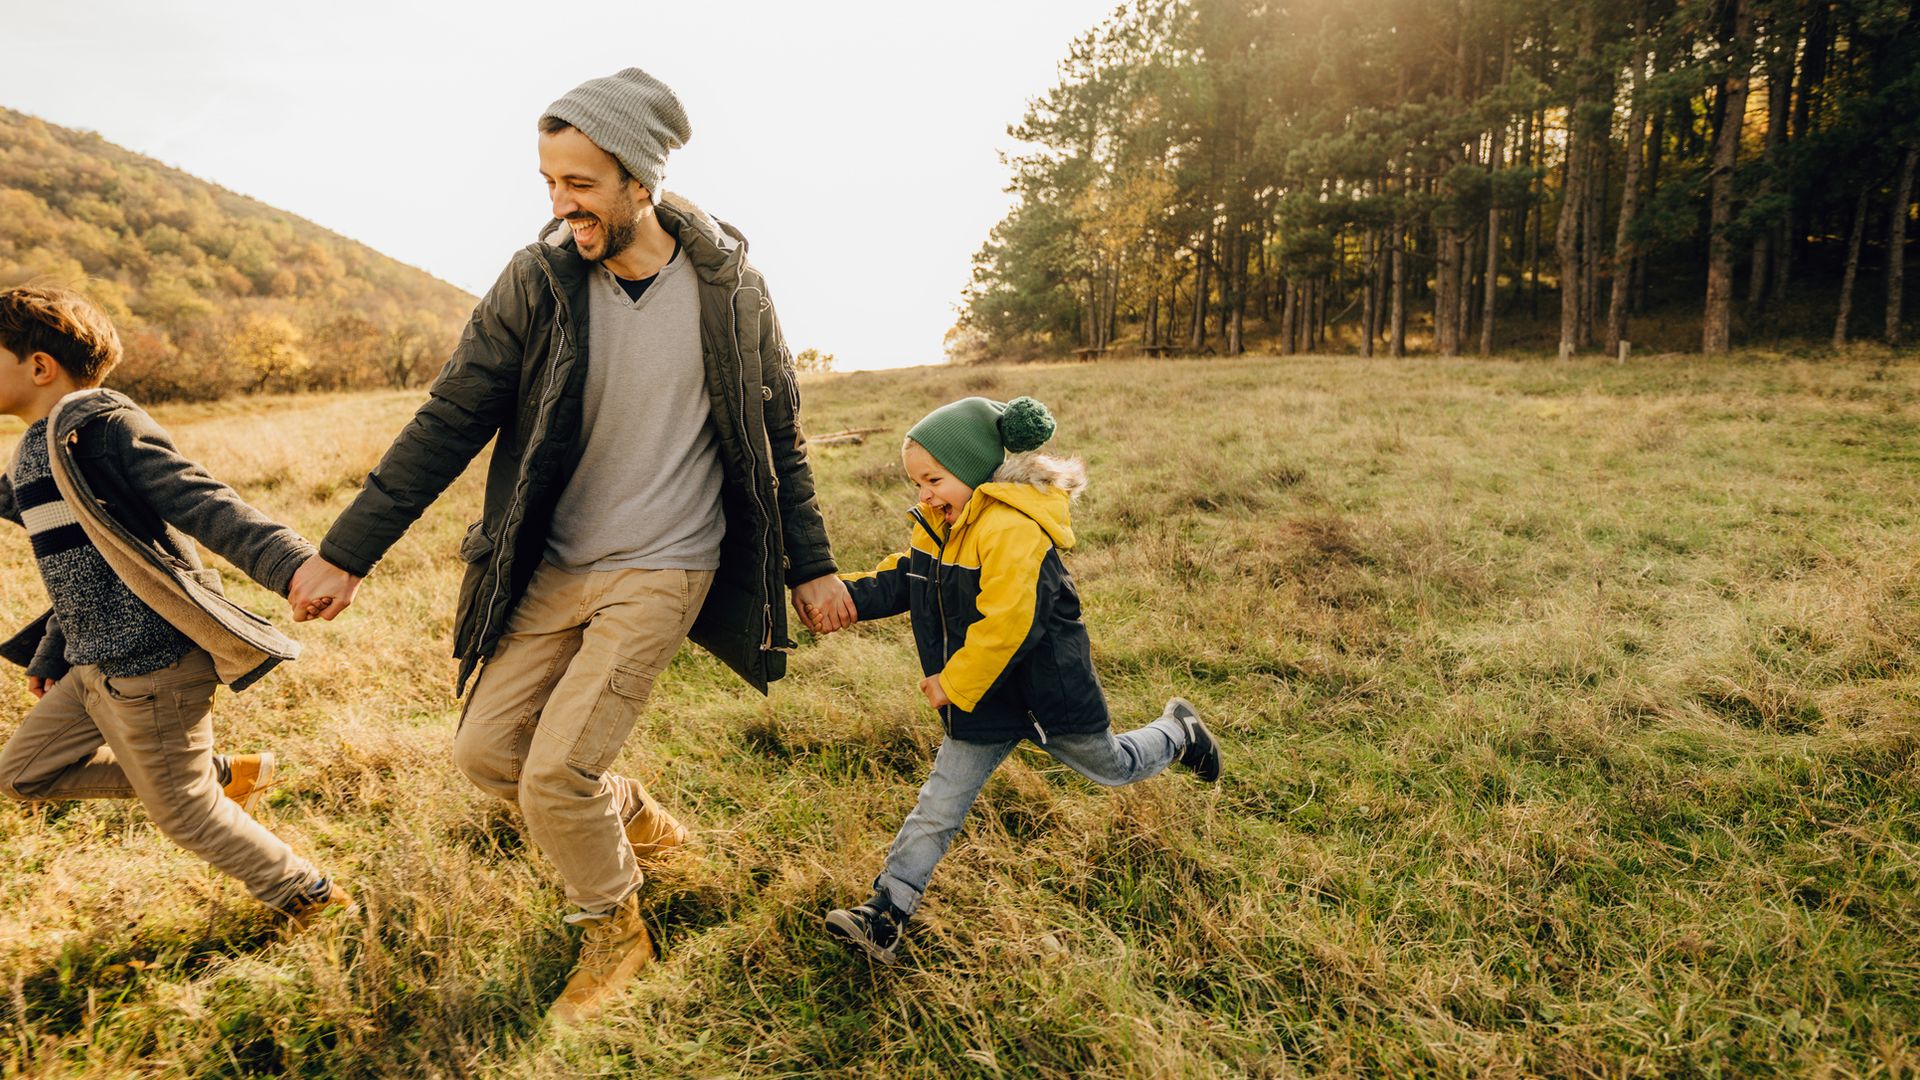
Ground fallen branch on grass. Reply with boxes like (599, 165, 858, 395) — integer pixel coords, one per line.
(806, 427, 892, 446)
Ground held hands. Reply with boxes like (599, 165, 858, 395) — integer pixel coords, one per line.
(791, 575, 857, 634)
(288, 554, 364, 622)
(919, 673, 951, 710)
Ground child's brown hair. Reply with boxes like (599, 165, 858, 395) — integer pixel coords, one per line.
(0, 285, 123, 387)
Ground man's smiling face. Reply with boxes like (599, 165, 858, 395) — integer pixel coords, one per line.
(538, 126, 647, 264)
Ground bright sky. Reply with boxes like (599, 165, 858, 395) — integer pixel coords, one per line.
(0, 1, 1117, 371)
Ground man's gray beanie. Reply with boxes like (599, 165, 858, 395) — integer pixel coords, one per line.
(541, 68, 691, 201)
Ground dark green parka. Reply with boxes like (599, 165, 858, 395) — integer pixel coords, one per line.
(319, 195, 835, 694)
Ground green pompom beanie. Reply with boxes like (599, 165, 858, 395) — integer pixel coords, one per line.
(906, 396, 1056, 489)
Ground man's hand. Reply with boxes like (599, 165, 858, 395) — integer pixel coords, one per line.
(791, 575, 856, 634)
(920, 673, 951, 710)
(27, 675, 55, 699)
(288, 554, 364, 622)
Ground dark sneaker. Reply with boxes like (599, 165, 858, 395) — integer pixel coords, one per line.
(825, 892, 906, 964)
(1168, 698, 1221, 782)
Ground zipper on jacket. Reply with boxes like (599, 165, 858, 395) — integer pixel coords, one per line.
(726, 275, 775, 651)
(911, 506, 953, 735)
(1028, 711, 1049, 745)
(476, 273, 570, 660)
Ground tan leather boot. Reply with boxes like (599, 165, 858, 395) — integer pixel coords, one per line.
(221, 752, 276, 814)
(620, 778, 689, 860)
(548, 892, 654, 1025)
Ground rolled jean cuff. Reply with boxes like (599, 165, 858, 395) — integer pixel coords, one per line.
(873, 872, 925, 917)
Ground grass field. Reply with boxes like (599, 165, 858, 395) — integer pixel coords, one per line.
(0, 351, 1915, 1078)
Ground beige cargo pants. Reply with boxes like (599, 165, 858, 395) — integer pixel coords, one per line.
(452, 560, 714, 914)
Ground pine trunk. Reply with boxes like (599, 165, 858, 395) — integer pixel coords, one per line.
(1702, 0, 1752, 355)
(1482, 123, 1504, 355)
(1834, 187, 1869, 347)
(1790, 0, 1831, 274)
(1557, 127, 1583, 358)
(1316, 277, 1328, 348)
(1886, 146, 1917, 347)
(1362, 227, 1378, 357)
(1281, 280, 1297, 355)
(1582, 129, 1606, 348)
(1749, 23, 1796, 310)
(1529, 108, 1543, 318)
(1639, 109, 1665, 314)
(1390, 226, 1407, 357)
(1607, 24, 1648, 358)
(1188, 220, 1212, 352)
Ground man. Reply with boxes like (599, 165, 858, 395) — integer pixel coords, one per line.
(288, 68, 855, 1022)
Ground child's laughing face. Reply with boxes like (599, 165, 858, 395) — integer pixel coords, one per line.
(903, 442, 974, 525)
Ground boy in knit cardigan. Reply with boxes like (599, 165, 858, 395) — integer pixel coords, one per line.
(0, 285, 352, 926)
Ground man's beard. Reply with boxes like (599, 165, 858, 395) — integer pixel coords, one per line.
(573, 202, 639, 264)
(591, 214, 638, 263)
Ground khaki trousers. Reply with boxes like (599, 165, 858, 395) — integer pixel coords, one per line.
(452, 560, 713, 913)
(0, 649, 316, 909)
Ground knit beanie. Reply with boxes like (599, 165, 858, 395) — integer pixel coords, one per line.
(541, 68, 691, 203)
(906, 396, 1057, 489)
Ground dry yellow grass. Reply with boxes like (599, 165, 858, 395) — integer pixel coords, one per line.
(0, 353, 1915, 1077)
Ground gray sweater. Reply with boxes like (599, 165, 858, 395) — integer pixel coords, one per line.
(543, 250, 726, 573)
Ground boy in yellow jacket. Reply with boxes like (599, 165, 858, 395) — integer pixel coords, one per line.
(813, 395, 1221, 963)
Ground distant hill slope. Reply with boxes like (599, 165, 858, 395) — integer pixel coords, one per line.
(0, 107, 474, 400)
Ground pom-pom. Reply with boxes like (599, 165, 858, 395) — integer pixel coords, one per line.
(998, 396, 1056, 453)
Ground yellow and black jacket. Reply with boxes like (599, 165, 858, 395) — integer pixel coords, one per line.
(842, 453, 1108, 743)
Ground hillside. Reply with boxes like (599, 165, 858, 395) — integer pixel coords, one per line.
(0, 107, 473, 400)
(0, 355, 1913, 1076)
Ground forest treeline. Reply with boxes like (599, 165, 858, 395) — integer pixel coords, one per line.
(951, 0, 1920, 361)
(0, 108, 472, 401)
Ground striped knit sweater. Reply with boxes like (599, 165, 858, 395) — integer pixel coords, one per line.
(10, 418, 190, 677)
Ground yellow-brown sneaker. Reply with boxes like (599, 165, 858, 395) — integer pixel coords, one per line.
(220, 752, 277, 814)
(278, 876, 359, 931)
(620, 780, 689, 861)
(548, 892, 654, 1025)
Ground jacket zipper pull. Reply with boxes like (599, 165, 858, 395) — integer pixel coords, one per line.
(1030, 717, 1048, 744)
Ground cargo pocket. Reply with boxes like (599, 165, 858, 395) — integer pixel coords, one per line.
(566, 662, 656, 774)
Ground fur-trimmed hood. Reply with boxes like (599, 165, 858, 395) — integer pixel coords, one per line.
(936, 452, 1086, 551)
(990, 452, 1087, 498)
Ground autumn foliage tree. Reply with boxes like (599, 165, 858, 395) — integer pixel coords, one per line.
(0, 108, 472, 400)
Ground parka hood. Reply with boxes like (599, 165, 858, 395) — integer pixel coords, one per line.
(936, 452, 1085, 550)
(536, 192, 746, 286)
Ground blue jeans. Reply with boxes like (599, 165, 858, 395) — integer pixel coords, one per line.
(873, 712, 1188, 915)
